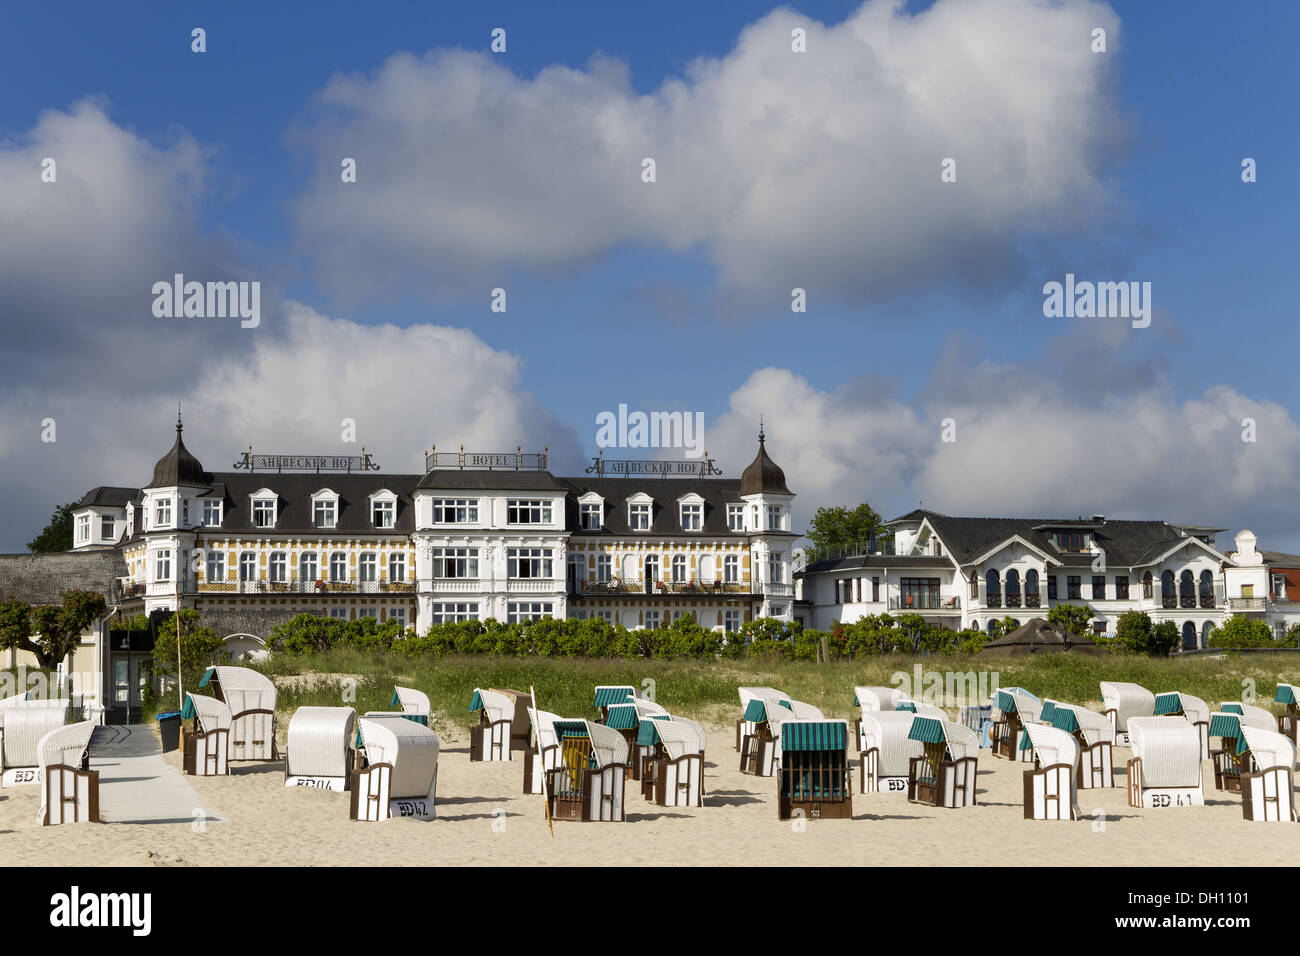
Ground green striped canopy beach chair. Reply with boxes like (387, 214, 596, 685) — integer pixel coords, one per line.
(906, 716, 979, 808)
(777, 720, 852, 820)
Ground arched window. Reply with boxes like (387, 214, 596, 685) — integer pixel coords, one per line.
(1143, 571, 1153, 599)
(986, 569, 1001, 608)
(1005, 569, 1021, 608)
(330, 551, 347, 582)
(1179, 570, 1195, 608)
(969, 572, 979, 599)
(1181, 621, 1197, 651)
(1025, 569, 1040, 608)
(986, 619, 998, 635)
(1160, 570, 1176, 608)
(358, 553, 377, 582)
(389, 551, 406, 583)
(1201, 621, 1214, 647)
(644, 554, 659, 593)
(1199, 570, 1214, 608)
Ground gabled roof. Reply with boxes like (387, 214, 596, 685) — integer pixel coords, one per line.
(797, 554, 954, 575)
(77, 486, 138, 509)
(206, 473, 423, 534)
(0, 550, 127, 605)
(885, 508, 947, 525)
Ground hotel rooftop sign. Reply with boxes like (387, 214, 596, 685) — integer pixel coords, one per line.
(586, 453, 722, 478)
(233, 449, 380, 473)
(424, 447, 549, 472)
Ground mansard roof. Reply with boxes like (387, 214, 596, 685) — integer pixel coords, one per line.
(561, 477, 746, 536)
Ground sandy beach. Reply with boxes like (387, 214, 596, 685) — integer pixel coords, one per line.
(0, 721, 1292, 867)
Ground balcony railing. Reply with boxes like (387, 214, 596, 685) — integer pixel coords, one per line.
(1005, 594, 1022, 608)
(183, 577, 415, 595)
(1226, 596, 1267, 611)
(575, 578, 757, 597)
(986, 595, 1002, 609)
(1025, 593, 1041, 608)
(888, 595, 960, 612)
(1162, 596, 1177, 609)
(506, 578, 563, 593)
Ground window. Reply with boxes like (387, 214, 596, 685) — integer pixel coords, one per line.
(596, 554, 612, 582)
(751, 506, 759, 529)
(724, 555, 739, 583)
(389, 607, 407, 628)
(1092, 620, 1106, 636)
(1048, 576, 1058, 600)
(202, 500, 222, 527)
(100, 515, 114, 539)
(766, 505, 781, 531)
(643, 610, 662, 630)
(155, 499, 172, 527)
(507, 499, 551, 524)
(724, 610, 742, 633)
(76, 515, 90, 542)
(508, 548, 553, 579)
(429, 602, 479, 624)
(330, 551, 347, 582)
(766, 551, 783, 584)
(389, 551, 406, 583)
(1055, 532, 1086, 552)
(300, 552, 318, 583)
(580, 503, 602, 530)
(269, 551, 287, 583)
(181, 499, 189, 526)
(680, 503, 702, 531)
(329, 607, 350, 620)
(1142, 571, 1153, 599)
(431, 548, 479, 578)
(1067, 575, 1081, 600)
(1116, 575, 1129, 599)
(372, 499, 395, 529)
(872, 576, 880, 602)
(206, 550, 225, 584)
(358, 608, 378, 620)
(1092, 575, 1106, 601)
(431, 499, 478, 523)
(508, 602, 553, 624)
(900, 578, 941, 610)
(769, 604, 785, 617)
(314, 498, 337, 529)
(358, 553, 377, 582)
(671, 554, 687, 582)
(239, 552, 256, 582)
(596, 610, 614, 624)
(628, 503, 651, 531)
(252, 498, 276, 528)
(154, 549, 172, 582)
(727, 504, 744, 532)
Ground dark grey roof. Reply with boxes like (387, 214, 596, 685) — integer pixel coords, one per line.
(922, 515, 1205, 567)
(77, 486, 139, 508)
(739, 434, 791, 496)
(0, 551, 126, 604)
(1259, 551, 1300, 568)
(798, 554, 952, 576)
(146, 422, 210, 488)
(416, 469, 568, 492)
(202, 473, 424, 535)
(561, 477, 749, 537)
(886, 508, 947, 525)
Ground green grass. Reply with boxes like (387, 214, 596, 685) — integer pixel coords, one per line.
(249, 649, 1300, 730)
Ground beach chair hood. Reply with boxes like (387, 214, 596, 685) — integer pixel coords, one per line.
(1, 699, 70, 767)
(639, 717, 707, 760)
(1100, 681, 1156, 732)
(358, 715, 440, 799)
(392, 686, 431, 717)
(36, 720, 95, 772)
(1240, 725, 1296, 770)
(554, 719, 629, 768)
(182, 693, 232, 732)
(1051, 703, 1115, 746)
(1128, 717, 1201, 788)
(861, 711, 922, 777)
(202, 666, 276, 714)
(854, 686, 904, 713)
(286, 706, 356, 778)
(1025, 722, 1081, 770)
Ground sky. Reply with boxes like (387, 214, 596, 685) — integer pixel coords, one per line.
(1, 0, 1298, 553)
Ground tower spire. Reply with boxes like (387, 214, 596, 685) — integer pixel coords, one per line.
(176, 402, 183, 435)
(759, 414, 765, 445)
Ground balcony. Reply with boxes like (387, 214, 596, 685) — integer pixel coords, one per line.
(1024, 593, 1042, 608)
(888, 595, 960, 612)
(183, 577, 415, 596)
(986, 595, 1002, 609)
(574, 578, 758, 598)
(425, 578, 484, 592)
(1226, 596, 1267, 612)
(506, 578, 563, 593)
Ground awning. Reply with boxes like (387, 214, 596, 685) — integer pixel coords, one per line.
(1050, 708, 1080, 734)
(469, 690, 484, 712)
(1276, 685, 1298, 706)
(594, 686, 635, 708)
(781, 721, 848, 752)
(1154, 692, 1183, 716)
(1208, 713, 1241, 740)
(604, 704, 639, 730)
(1039, 700, 1057, 724)
(1220, 702, 1243, 715)
(908, 715, 946, 744)
(742, 699, 768, 722)
(198, 667, 215, 688)
(995, 690, 1019, 714)
(181, 694, 197, 720)
(897, 701, 917, 713)
(553, 720, 590, 739)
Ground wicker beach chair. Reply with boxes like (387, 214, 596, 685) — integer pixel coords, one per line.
(36, 721, 98, 826)
(736, 686, 791, 751)
(351, 715, 439, 821)
(1126, 716, 1204, 808)
(777, 720, 852, 820)
(523, 707, 563, 795)
(546, 719, 630, 822)
(1, 699, 71, 787)
(1049, 703, 1116, 789)
(860, 711, 921, 794)
(991, 688, 1041, 761)
(854, 686, 905, 751)
(1275, 684, 1300, 742)
(739, 692, 794, 777)
(181, 693, 232, 776)
(907, 716, 979, 808)
(1238, 724, 1297, 822)
(639, 716, 706, 807)
(1023, 722, 1081, 820)
(1100, 681, 1156, 746)
(199, 666, 277, 761)
(468, 688, 531, 761)
(390, 686, 432, 725)
(284, 706, 356, 791)
(1154, 692, 1211, 759)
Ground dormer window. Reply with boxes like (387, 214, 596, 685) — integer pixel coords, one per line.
(1055, 532, 1086, 552)
(312, 490, 339, 529)
(578, 493, 604, 531)
(370, 490, 397, 529)
(202, 499, 222, 527)
(681, 504, 702, 531)
(155, 498, 172, 527)
(727, 504, 744, 532)
(100, 515, 114, 539)
(251, 491, 278, 529)
(627, 494, 652, 532)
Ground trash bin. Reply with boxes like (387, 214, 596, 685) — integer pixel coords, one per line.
(156, 711, 182, 753)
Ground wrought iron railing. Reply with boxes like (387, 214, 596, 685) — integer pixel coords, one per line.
(424, 446, 547, 472)
(888, 595, 960, 611)
(184, 577, 414, 595)
(575, 578, 756, 596)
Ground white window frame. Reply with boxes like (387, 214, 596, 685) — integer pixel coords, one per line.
(206, 549, 224, 584)
(155, 498, 172, 527)
(429, 602, 479, 623)
(724, 554, 739, 583)
(507, 602, 553, 624)
(202, 499, 222, 527)
(300, 551, 319, 583)
(727, 504, 744, 532)
(269, 551, 288, 583)
(251, 491, 278, 529)
(312, 490, 339, 530)
(358, 553, 378, 582)
(329, 551, 348, 582)
(389, 551, 407, 582)
(680, 503, 703, 531)
(596, 554, 612, 582)
(508, 548, 553, 579)
(431, 548, 478, 579)
(370, 490, 397, 529)
(507, 499, 552, 525)
(154, 549, 172, 582)
(76, 514, 90, 543)
(430, 498, 479, 524)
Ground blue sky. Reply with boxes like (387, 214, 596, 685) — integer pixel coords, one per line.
(2, 0, 1299, 551)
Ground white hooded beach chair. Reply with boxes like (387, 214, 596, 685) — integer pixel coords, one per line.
(1100, 681, 1155, 747)
(284, 706, 356, 791)
(777, 720, 852, 820)
(594, 685, 642, 721)
(737, 686, 791, 751)
(1, 698, 71, 787)
(37, 721, 98, 826)
(1238, 725, 1297, 822)
(907, 716, 979, 808)
(854, 686, 906, 751)
(638, 716, 706, 807)
(860, 711, 922, 794)
(1274, 684, 1300, 742)
(739, 692, 794, 777)
(524, 708, 562, 795)
(469, 688, 530, 761)
(546, 719, 629, 822)
(351, 715, 439, 821)
(390, 686, 432, 726)
(199, 666, 277, 761)
(1049, 703, 1116, 789)
(1154, 692, 1211, 759)
(1126, 716, 1204, 808)
(991, 688, 1041, 762)
(1023, 723, 1081, 820)
(181, 693, 231, 776)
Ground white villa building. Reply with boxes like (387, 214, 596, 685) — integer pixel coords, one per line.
(795, 511, 1300, 649)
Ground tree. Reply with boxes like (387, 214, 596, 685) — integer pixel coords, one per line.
(0, 589, 108, 669)
(1048, 602, 1096, 640)
(1114, 610, 1155, 655)
(804, 504, 886, 557)
(149, 609, 227, 712)
(1208, 615, 1277, 648)
(896, 613, 927, 652)
(1150, 621, 1180, 656)
(26, 501, 78, 553)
